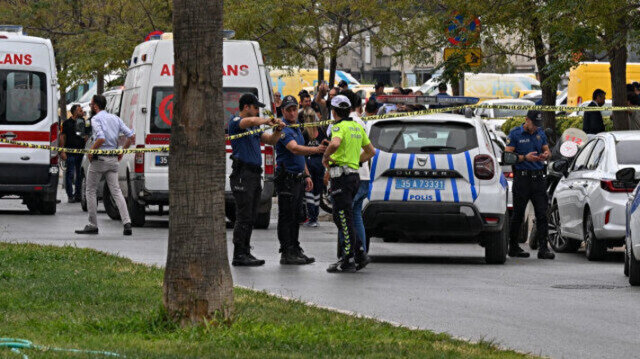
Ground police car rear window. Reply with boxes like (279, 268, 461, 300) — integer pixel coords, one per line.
(149, 86, 259, 133)
(616, 140, 640, 164)
(369, 121, 478, 154)
(0, 70, 47, 125)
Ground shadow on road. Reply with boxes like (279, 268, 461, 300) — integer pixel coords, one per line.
(371, 255, 487, 265)
(143, 219, 169, 229)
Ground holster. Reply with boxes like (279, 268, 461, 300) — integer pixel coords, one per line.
(231, 155, 262, 175)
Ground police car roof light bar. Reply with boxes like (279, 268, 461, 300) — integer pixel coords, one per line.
(376, 95, 479, 106)
(0, 25, 24, 34)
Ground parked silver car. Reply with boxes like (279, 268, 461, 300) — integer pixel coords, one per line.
(551, 132, 640, 260)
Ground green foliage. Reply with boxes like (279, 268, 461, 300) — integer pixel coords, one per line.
(0, 0, 172, 92)
(0, 243, 535, 358)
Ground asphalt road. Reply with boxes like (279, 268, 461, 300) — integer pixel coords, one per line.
(0, 194, 638, 359)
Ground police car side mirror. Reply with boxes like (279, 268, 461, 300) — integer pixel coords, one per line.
(502, 151, 519, 166)
(616, 167, 636, 182)
(552, 159, 569, 176)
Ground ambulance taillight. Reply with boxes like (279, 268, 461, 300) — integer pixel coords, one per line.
(49, 123, 59, 165)
(135, 145, 145, 173)
(264, 146, 274, 175)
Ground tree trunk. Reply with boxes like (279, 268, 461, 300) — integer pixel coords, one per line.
(164, 0, 234, 325)
(317, 54, 325, 84)
(532, 25, 558, 139)
(609, 19, 629, 131)
(328, 51, 338, 88)
(96, 70, 105, 95)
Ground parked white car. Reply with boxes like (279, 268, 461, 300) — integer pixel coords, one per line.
(623, 168, 640, 285)
(551, 132, 640, 260)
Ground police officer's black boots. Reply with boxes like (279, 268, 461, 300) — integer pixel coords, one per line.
(295, 246, 315, 264)
(355, 241, 371, 270)
(232, 244, 265, 267)
(508, 241, 530, 258)
(326, 256, 357, 273)
(280, 247, 308, 265)
(537, 239, 556, 260)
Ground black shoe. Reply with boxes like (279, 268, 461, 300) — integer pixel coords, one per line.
(508, 243, 530, 258)
(538, 247, 556, 260)
(295, 247, 315, 264)
(75, 225, 98, 234)
(233, 254, 265, 266)
(246, 252, 265, 266)
(68, 198, 77, 203)
(327, 257, 357, 273)
(123, 223, 132, 236)
(280, 250, 308, 265)
(355, 252, 371, 271)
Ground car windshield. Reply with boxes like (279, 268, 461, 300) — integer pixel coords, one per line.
(149, 87, 259, 133)
(616, 140, 640, 164)
(0, 70, 47, 125)
(493, 109, 529, 118)
(369, 120, 478, 154)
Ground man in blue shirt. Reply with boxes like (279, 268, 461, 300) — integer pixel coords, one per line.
(505, 110, 555, 260)
(75, 94, 135, 236)
(228, 93, 284, 266)
(275, 95, 327, 265)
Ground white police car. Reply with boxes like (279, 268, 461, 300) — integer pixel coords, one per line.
(363, 96, 509, 264)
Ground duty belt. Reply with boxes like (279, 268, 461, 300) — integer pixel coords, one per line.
(514, 169, 545, 177)
(276, 168, 305, 181)
(329, 165, 358, 178)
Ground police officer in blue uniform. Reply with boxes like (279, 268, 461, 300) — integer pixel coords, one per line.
(275, 95, 327, 265)
(505, 110, 555, 260)
(228, 94, 284, 266)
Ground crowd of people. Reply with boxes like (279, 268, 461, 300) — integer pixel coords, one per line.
(582, 82, 640, 134)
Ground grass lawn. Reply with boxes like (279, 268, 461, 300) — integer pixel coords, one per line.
(0, 243, 535, 358)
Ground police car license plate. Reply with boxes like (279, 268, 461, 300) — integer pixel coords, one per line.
(395, 179, 445, 190)
(155, 155, 168, 166)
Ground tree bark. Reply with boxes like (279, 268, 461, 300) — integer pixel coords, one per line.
(608, 18, 629, 131)
(328, 50, 338, 88)
(531, 23, 558, 140)
(164, 0, 234, 325)
(96, 69, 105, 95)
(317, 53, 325, 84)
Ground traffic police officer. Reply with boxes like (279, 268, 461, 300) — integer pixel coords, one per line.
(275, 95, 326, 265)
(228, 94, 284, 266)
(505, 110, 555, 260)
(322, 95, 376, 273)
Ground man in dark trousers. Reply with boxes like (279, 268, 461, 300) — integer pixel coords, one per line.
(228, 94, 284, 266)
(60, 104, 86, 203)
(582, 89, 606, 135)
(322, 95, 376, 272)
(505, 110, 555, 260)
(275, 95, 327, 265)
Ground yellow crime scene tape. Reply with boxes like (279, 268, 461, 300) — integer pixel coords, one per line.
(1, 104, 639, 154)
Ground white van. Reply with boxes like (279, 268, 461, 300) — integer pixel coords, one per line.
(0, 26, 60, 214)
(117, 35, 275, 227)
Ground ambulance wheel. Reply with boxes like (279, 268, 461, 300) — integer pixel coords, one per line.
(484, 212, 508, 264)
(103, 182, 121, 221)
(254, 211, 270, 229)
(25, 197, 38, 213)
(80, 173, 88, 212)
(365, 235, 370, 254)
(382, 237, 399, 243)
(127, 180, 146, 227)
(38, 197, 57, 215)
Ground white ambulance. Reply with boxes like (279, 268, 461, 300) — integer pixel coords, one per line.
(0, 26, 60, 214)
(116, 34, 275, 227)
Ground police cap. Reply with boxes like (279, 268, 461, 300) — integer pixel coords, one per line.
(239, 93, 265, 110)
(526, 110, 543, 127)
(281, 95, 298, 109)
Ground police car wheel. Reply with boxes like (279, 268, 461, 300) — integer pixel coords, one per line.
(629, 246, 640, 286)
(624, 245, 630, 277)
(484, 211, 509, 264)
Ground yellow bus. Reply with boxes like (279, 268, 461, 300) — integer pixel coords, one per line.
(567, 62, 640, 106)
